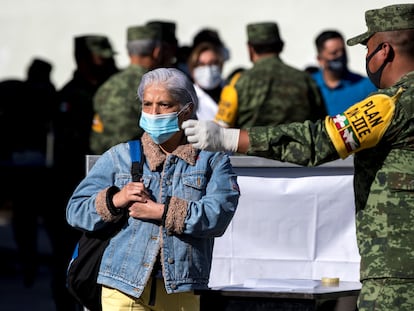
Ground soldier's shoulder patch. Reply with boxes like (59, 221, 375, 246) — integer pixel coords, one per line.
(325, 88, 403, 158)
(92, 113, 104, 133)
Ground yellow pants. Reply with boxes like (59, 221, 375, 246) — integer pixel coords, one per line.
(101, 277, 200, 311)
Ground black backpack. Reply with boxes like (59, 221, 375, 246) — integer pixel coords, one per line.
(66, 140, 143, 311)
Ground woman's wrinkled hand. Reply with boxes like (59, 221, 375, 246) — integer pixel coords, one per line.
(128, 199, 164, 221)
(112, 182, 150, 208)
(112, 182, 164, 221)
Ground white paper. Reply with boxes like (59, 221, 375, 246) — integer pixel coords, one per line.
(209, 168, 360, 287)
(244, 278, 319, 289)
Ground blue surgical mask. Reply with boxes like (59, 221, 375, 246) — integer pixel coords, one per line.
(139, 104, 190, 144)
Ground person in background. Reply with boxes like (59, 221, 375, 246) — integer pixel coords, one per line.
(10, 58, 56, 168)
(192, 28, 230, 64)
(175, 44, 192, 77)
(0, 58, 56, 289)
(146, 20, 179, 68)
(66, 67, 240, 310)
(311, 30, 377, 116)
(214, 22, 325, 129)
(53, 34, 119, 311)
(183, 3, 414, 310)
(90, 25, 162, 155)
(187, 42, 225, 120)
(54, 34, 118, 186)
(177, 27, 229, 80)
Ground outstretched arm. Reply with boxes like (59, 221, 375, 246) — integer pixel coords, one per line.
(182, 120, 250, 153)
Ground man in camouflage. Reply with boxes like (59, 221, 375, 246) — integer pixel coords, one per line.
(146, 20, 179, 68)
(54, 34, 119, 311)
(183, 4, 414, 310)
(214, 22, 326, 129)
(90, 24, 162, 154)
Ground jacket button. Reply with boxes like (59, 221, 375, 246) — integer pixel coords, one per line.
(168, 258, 175, 264)
(170, 284, 177, 290)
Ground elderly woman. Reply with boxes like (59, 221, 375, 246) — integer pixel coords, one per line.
(66, 67, 240, 311)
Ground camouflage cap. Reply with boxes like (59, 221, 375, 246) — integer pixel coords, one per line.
(127, 25, 161, 42)
(75, 35, 116, 58)
(247, 22, 283, 45)
(146, 20, 178, 45)
(347, 3, 414, 46)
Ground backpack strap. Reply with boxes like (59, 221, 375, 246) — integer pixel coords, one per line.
(128, 140, 143, 182)
(128, 139, 156, 305)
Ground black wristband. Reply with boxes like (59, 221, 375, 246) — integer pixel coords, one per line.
(161, 196, 171, 226)
(106, 186, 122, 216)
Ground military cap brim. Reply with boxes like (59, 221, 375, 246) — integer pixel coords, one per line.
(347, 3, 414, 46)
(74, 35, 116, 58)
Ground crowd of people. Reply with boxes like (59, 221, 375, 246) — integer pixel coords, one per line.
(1, 3, 413, 311)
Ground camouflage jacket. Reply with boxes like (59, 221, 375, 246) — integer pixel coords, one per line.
(90, 64, 148, 154)
(234, 56, 325, 129)
(247, 71, 414, 280)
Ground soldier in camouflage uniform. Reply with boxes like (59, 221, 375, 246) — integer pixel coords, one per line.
(215, 22, 326, 129)
(183, 4, 414, 310)
(146, 20, 178, 68)
(90, 25, 162, 154)
(53, 35, 118, 311)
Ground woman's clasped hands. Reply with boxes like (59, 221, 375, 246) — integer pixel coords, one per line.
(113, 182, 164, 220)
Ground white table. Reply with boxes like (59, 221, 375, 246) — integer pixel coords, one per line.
(209, 155, 360, 287)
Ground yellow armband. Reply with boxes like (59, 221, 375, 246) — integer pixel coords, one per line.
(214, 72, 241, 128)
(92, 113, 104, 133)
(325, 88, 403, 158)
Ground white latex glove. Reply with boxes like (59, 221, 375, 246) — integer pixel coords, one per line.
(182, 120, 240, 152)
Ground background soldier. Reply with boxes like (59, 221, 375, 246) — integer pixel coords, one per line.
(215, 22, 326, 129)
(53, 34, 118, 311)
(90, 25, 162, 154)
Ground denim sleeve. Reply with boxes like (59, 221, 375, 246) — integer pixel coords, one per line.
(183, 152, 240, 238)
(65, 144, 130, 231)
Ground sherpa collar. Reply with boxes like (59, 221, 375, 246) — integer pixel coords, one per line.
(141, 132, 199, 171)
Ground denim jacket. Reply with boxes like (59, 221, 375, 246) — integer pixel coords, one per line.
(66, 133, 240, 298)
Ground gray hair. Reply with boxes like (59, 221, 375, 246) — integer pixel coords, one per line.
(137, 68, 198, 115)
(127, 39, 160, 56)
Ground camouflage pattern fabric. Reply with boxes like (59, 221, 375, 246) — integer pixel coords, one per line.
(90, 64, 148, 154)
(127, 25, 160, 42)
(234, 56, 326, 129)
(247, 22, 282, 45)
(246, 71, 414, 283)
(358, 278, 414, 311)
(76, 35, 116, 58)
(347, 4, 414, 46)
